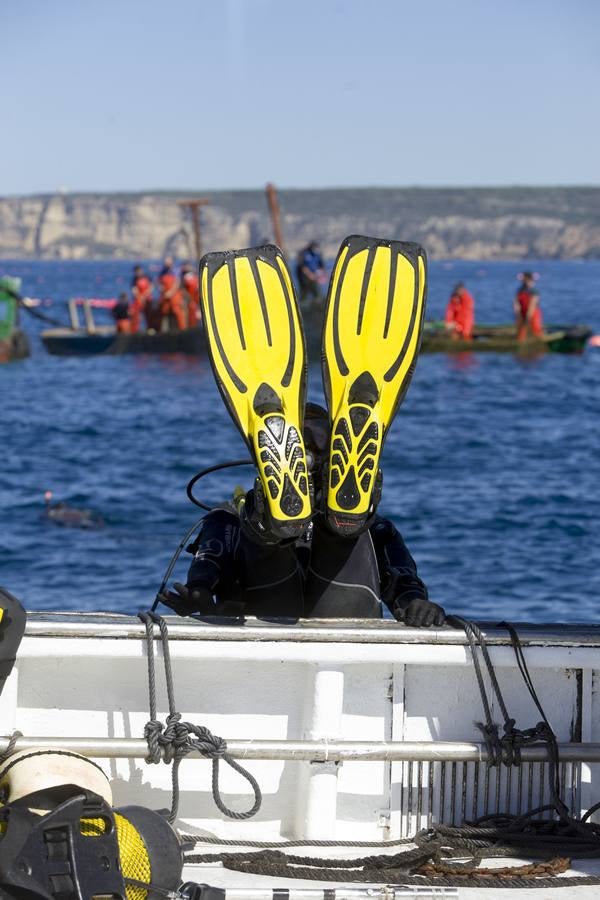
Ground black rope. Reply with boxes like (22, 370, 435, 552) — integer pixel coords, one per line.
(501, 620, 570, 821)
(447, 616, 512, 765)
(185, 822, 600, 888)
(178, 833, 416, 848)
(0, 731, 21, 764)
(447, 615, 571, 816)
(139, 611, 261, 823)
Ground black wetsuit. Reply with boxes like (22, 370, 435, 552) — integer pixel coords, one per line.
(186, 508, 428, 619)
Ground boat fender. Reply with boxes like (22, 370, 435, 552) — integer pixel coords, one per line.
(0, 588, 26, 699)
(0, 747, 112, 814)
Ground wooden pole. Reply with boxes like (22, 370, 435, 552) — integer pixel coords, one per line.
(265, 182, 285, 251)
(177, 198, 210, 262)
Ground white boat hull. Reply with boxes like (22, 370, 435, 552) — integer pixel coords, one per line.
(2, 612, 600, 896)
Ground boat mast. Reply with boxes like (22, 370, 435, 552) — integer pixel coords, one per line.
(265, 182, 285, 252)
(177, 198, 210, 263)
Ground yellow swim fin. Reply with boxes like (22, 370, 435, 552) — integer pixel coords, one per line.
(199, 244, 312, 539)
(322, 235, 427, 535)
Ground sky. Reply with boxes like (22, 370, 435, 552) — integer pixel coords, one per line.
(1, 0, 599, 195)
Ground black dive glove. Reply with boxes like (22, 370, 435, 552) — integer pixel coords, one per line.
(393, 597, 446, 627)
(160, 582, 214, 616)
(160, 582, 245, 618)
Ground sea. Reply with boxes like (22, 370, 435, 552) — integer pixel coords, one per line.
(1, 258, 599, 623)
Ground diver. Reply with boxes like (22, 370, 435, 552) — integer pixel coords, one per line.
(296, 240, 326, 305)
(514, 271, 543, 340)
(160, 237, 445, 627)
(162, 402, 444, 625)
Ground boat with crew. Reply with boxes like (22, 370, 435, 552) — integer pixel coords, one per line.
(0, 277, 30, 362)
(40, 298, 203, 356)
(422, 321, 592, 354)
(40, 300, 592, 357)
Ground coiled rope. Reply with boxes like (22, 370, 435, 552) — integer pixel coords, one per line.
(139, 611, 261, 823)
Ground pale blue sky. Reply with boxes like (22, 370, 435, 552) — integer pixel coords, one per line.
(1, 0, 599, 194)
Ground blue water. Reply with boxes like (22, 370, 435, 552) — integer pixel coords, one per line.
(1, 259, 599, 621)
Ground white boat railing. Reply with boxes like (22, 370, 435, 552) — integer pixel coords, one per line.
(4, 612, 599, 838)
(1, 737, 599, 763)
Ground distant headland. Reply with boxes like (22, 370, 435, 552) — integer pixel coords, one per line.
(0, 186, 598, 260)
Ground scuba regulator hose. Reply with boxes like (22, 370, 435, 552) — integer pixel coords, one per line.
(151, 459, 252, 612)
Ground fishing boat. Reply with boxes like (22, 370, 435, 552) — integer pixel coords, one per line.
(41, 299, 203, 356)
(421, 322, 592, 354)
(0, 277, 30, 362)
(41, 299, 592, 359)
(2, 595, 600, 897)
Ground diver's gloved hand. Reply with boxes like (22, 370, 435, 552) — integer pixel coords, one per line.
(393, 597, 446, 627)
(160, 582, 214, 616)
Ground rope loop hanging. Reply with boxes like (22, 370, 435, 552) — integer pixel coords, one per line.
(138, 611, 262, 823)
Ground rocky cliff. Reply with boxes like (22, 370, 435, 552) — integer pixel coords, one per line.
(1, 187, 599, 260)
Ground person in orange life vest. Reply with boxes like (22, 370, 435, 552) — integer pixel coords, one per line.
(514, 272, 543, 340)
(112, 292, 131, 333)
(445, 282, 475, 340)
(180, 261, 200, 328)
(158, 256, 186, 330)
(130, 264, 154, 333)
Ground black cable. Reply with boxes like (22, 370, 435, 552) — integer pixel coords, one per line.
(186, 459, 253, 510)
(151, 514, 207, 612)
(151, 459, 253, 611)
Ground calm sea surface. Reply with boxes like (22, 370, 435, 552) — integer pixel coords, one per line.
(1, 258, 599, 622)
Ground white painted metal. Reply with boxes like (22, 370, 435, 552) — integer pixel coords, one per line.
(3, 613, 600, 846)
(1, 736, 599, 761)
(303, 666, 344, 838)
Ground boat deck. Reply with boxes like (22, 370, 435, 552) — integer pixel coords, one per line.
(181, 854, 600, 899)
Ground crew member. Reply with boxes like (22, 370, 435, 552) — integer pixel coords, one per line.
(181, 261, 200, 328)
(112, 292, 131, 333)
(131, 265, 154, 333)
(158, 256, 185, 331)
(514, 272, 543, 340)
(296, 241, 326, 305)
(445, 282, 475, 341)
(161, 404, 445, 626)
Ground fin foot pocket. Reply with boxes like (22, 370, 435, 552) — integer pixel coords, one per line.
(322, 235, 427, 535)
(252, 414, 311, 538)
